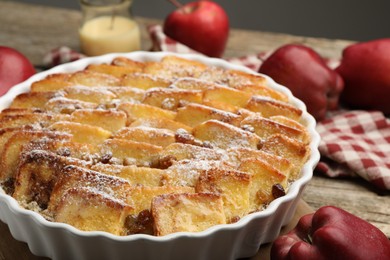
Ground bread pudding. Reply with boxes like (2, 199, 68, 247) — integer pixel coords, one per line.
(0, 54, 311, 237)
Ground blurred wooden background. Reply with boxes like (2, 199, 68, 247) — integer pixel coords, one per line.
(11, 0, 390, 41)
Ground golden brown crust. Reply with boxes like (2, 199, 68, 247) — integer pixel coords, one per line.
(152, 192, 226, 236)
(0, 55, 311, 236)
(55, 187, 133, 236)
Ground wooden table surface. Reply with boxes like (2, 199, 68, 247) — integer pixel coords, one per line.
(0, 1, 389, 259)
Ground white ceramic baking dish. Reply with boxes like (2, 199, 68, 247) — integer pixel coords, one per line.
(0, 51, 320, 260)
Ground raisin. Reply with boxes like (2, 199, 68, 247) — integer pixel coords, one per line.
(125, 210, 154, 235)
(100, 152, 113, 164)
(2, 178, 15, 195)
(175, 129, 195, 144)
(155, 155, 176, 169)
(272, 183, 286, 199)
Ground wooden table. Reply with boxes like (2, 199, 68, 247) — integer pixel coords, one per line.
(0, 1, 389, 259)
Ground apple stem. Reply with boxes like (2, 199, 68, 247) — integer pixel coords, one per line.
(167, 0, 184, 9)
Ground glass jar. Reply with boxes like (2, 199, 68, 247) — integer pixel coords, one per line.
(79, 0, 141, 56)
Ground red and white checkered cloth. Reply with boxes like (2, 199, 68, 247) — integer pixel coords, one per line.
(316, 110, 390, 190)
(42, 46, 86, 69)
(41, 25, 390, 191)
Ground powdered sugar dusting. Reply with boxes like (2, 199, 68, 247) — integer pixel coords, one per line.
(0, 53, 310, 238)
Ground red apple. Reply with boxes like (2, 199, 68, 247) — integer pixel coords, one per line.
(163, 0, 229, 58)
(336, 38, 390, 114)
(259, 44, 344, 121)
(0, 46, 35, 96)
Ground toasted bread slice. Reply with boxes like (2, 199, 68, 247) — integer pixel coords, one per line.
(0, 130, 71, 182)
(9, 92, 59, 109)
(24, 138, 99, 161)
(13, 150, 91, 207)
(192, 120, 260, 150)
(104, 86, 145, 103)
(0, 108, 44, 116)
(125, 186, 194, 235)
(90, 163, 166, 187)
(270, 115, 311, 143)
(49, 165, 132, 212)
(130, 117, 192, 132)
(111, 57, 145, 70)
(0, 127, 27, 153)
(261, 134, 310, 179)
(100, 139, 163, 167)
(199, 67, 266, 88)
(127, 186, 194, 215)
(55, 187, 133, 236)
(225, 69, 267, 88)
(152, 192, 226, 236)
(48, 121, 111, 145)
(143, 88, 203, 110)
(0, 112, 71, 129)
(172, 78, 218, 91)
(246, 97, 302, 121)
(201, 99, 240, 114)
(233, 84, 288, 102)
(44, 97, 98, 114)
(203, 85, 251, 108)
(113, 126, 175, 147)
(70, 109, 127, 132)
(240, 114, 308, 143)
(141, 62, 176, 79)
(30, 77, 73, 92)
(120, 73, 172, 90)
(228, 147, 292, 177)
(86, 63, 141, 78)
(68, 70, 120, 86)
(145, 56, 207, 78)
(62, 86, 117, 104)
(163, 159, 232, 187)
(42, 73, 71, 81)
(239, 158, 288, 210)
(161, 55, 208, 71)
(175, 103, 241, 127)
(196, 168, 251, 222)
(118, 102, 176, 125)
(158, 143, 224, 163)
(197, 67, 228, 85)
